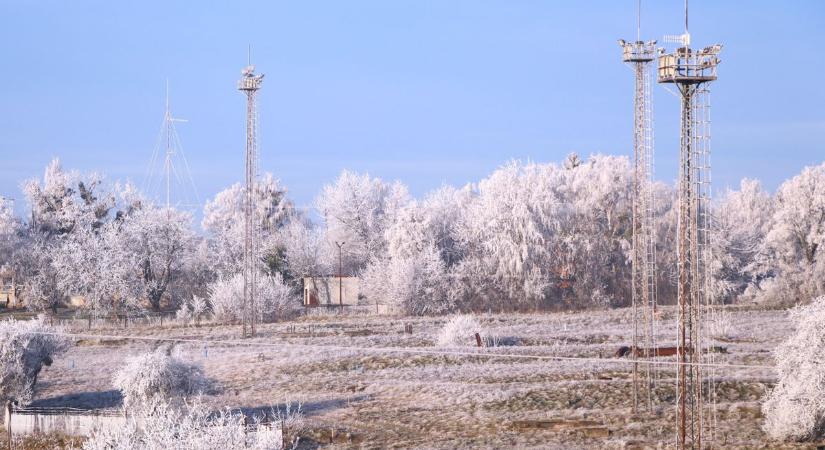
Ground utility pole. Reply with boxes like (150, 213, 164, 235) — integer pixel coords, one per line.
(238, 52, 264, 338)
(335, 242, 345, 310)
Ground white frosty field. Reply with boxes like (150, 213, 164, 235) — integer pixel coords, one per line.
(24, 306, 812, 449)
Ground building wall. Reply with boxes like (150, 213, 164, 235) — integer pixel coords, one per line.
(302, 276, 359, 306)
(0, 276, 20, 308)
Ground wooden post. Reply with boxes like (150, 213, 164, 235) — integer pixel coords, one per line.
(5, 401, 13, 450)
(475, 332, 483, 347)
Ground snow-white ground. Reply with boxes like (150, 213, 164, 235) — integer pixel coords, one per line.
(27, 306, 811, 449)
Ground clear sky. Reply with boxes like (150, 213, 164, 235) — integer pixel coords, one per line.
(1, 1, 823, 218)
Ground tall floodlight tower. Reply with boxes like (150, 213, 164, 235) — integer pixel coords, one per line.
(619, 0, 658, 414)
(238, 62, 264, 338)
(657, 1, 721, 447)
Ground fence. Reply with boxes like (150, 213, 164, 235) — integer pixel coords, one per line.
(4, 402, 125, 438)
(4, 402, 283, 446)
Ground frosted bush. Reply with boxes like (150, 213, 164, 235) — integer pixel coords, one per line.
(436, 315, 487, 347)
(0, 316, 70, 404)
(176, 295, 210, 326)
(762, 296, 825, 441)
(708, 309, 735, 340)
(113, 346, 209, 412)
(82, 399, 298, 450)
(208, 273, 298, 324)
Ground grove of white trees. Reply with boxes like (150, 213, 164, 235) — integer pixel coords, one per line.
(1, 156, 823, 319)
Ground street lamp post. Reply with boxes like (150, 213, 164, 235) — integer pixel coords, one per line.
(335, 241, 345, 310)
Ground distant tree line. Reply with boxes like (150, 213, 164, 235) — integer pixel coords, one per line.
(0, 155, 822, 320)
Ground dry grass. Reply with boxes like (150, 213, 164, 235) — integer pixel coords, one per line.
(19, 306, 816, 448)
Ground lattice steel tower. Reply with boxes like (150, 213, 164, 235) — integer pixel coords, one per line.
(619, 0, 658, 414)
(657, 1, 721, 447)
(238, 62, 264, 338)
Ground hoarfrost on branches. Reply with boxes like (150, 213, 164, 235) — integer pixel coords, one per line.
(0, 317, 70, 404)
(118, 205, 196, 311)
(762, 296, 825, 442)
(315, 170, 410, 273)
(207, 272, 298, 324)
(436, 315, 487, 347)
(113, 346, 209, 412)
(202, 174, 295, 277)
(81, 399, 295, 450)
(759, 163, 825, 304)
(714, 179, 774, 303)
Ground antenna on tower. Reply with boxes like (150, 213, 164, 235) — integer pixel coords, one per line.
(637, 0, 641, 42)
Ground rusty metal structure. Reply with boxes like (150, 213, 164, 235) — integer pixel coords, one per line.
(619, 0, 659, 414)
(238, 59, 264, 338)
(657, 1, 721, 447)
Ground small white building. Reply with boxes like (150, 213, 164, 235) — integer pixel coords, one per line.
(0, 266, 21, 308)
(302, 276, 359, 307)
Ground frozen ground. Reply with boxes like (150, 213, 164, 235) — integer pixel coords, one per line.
(23, 306, 815, 449)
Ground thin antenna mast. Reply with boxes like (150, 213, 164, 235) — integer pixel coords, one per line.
(165, 80, 172, 209)
(143, 81, 198, 211)
(637, 0, 641, 42)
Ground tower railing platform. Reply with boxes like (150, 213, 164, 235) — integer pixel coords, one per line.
(620, 40, 657, 62)
(657, 45, 721, 84)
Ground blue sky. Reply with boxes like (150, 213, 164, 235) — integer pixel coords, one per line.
(1, 1, 823, 217)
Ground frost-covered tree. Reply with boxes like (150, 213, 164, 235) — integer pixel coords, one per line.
(713, 179, 774, 303)
(362, 246, 451, 315)
(763, 296, 825, 441)
(16, 233, 63, 313)
(359, 190, 467, 315)
(280, 218, 331, 279)
(52, 216, 139, 317)
(759, 163, 825, 304)
(0, 197, 21, 275)
(18, 160, 120, 313)
(22, 159, 112, 237)
(113, 346, 208, 412)
(118, 205, 196, 311)
(316, 170, 410, 273)
(202, 174, 295, 277)
(451, 162, 562, 311)
(387, 186, 473, 268)
(556, 154, 633, 306)
(448, 156, 632, 311)
(0, 317, 70, 404)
